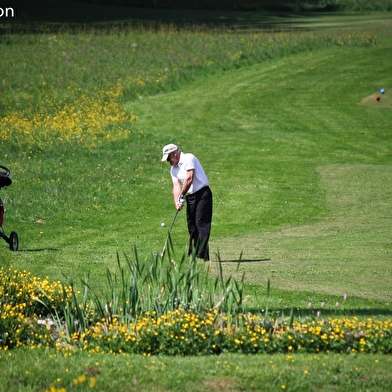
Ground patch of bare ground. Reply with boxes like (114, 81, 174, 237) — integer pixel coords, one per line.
(360, 92, 391, 108)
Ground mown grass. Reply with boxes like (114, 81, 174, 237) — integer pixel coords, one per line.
(3, 349, 391, 392)
(0, 4, 392, 391)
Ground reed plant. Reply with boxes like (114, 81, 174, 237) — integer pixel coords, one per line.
(41, 247, 249, 334)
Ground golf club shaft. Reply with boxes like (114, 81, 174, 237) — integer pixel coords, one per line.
(161, 209, 180, 257)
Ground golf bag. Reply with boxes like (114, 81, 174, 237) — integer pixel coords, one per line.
(0, 165, 18, 251)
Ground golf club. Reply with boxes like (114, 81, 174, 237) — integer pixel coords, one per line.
(158, 208, 180, 258)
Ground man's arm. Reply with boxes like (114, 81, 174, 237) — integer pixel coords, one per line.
(180, 169, 194, 196)
(172, 169, 194, 210)
(172, 177, 183, 210)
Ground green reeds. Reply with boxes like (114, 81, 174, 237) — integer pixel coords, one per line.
(45, 245, 250, 341)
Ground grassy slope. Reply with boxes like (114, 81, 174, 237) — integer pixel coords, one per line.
(2, 17, 392, 312)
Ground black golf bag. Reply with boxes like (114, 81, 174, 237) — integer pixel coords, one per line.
(0, 165, 18, 251)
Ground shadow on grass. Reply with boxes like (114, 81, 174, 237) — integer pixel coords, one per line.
(317, 308, 392, 317)
(17, 248, 60, 252)
(248, 307, 392, 317)
(218, 258, 271, 263)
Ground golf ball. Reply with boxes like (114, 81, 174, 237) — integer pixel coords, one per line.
(380, 88, 385, 94)
(161, 222, 166, 227)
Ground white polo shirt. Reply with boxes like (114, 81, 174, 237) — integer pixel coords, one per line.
(170, 152, 209, 195)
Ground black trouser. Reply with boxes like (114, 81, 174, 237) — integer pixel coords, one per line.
(186, 186, 213, 261)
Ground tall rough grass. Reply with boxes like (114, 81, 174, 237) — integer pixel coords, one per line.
(68, 248, 247, 326)
(338, 0, 392, 11)
(51, 0, 392, 12)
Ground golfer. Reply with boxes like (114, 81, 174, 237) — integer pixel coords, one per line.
(161, 143, 213, 261)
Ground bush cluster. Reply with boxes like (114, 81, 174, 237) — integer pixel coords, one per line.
(0, 267, 70, 348)
(81, 310, 392, 356)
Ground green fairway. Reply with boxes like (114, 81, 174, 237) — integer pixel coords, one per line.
(1, 6, 392, 391)
(126, 41, 392, 309)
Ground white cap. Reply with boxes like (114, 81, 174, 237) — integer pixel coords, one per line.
(161, 143, 179, 161)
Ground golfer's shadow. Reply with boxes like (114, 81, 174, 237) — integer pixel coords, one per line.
(218, 258, 270, 263)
